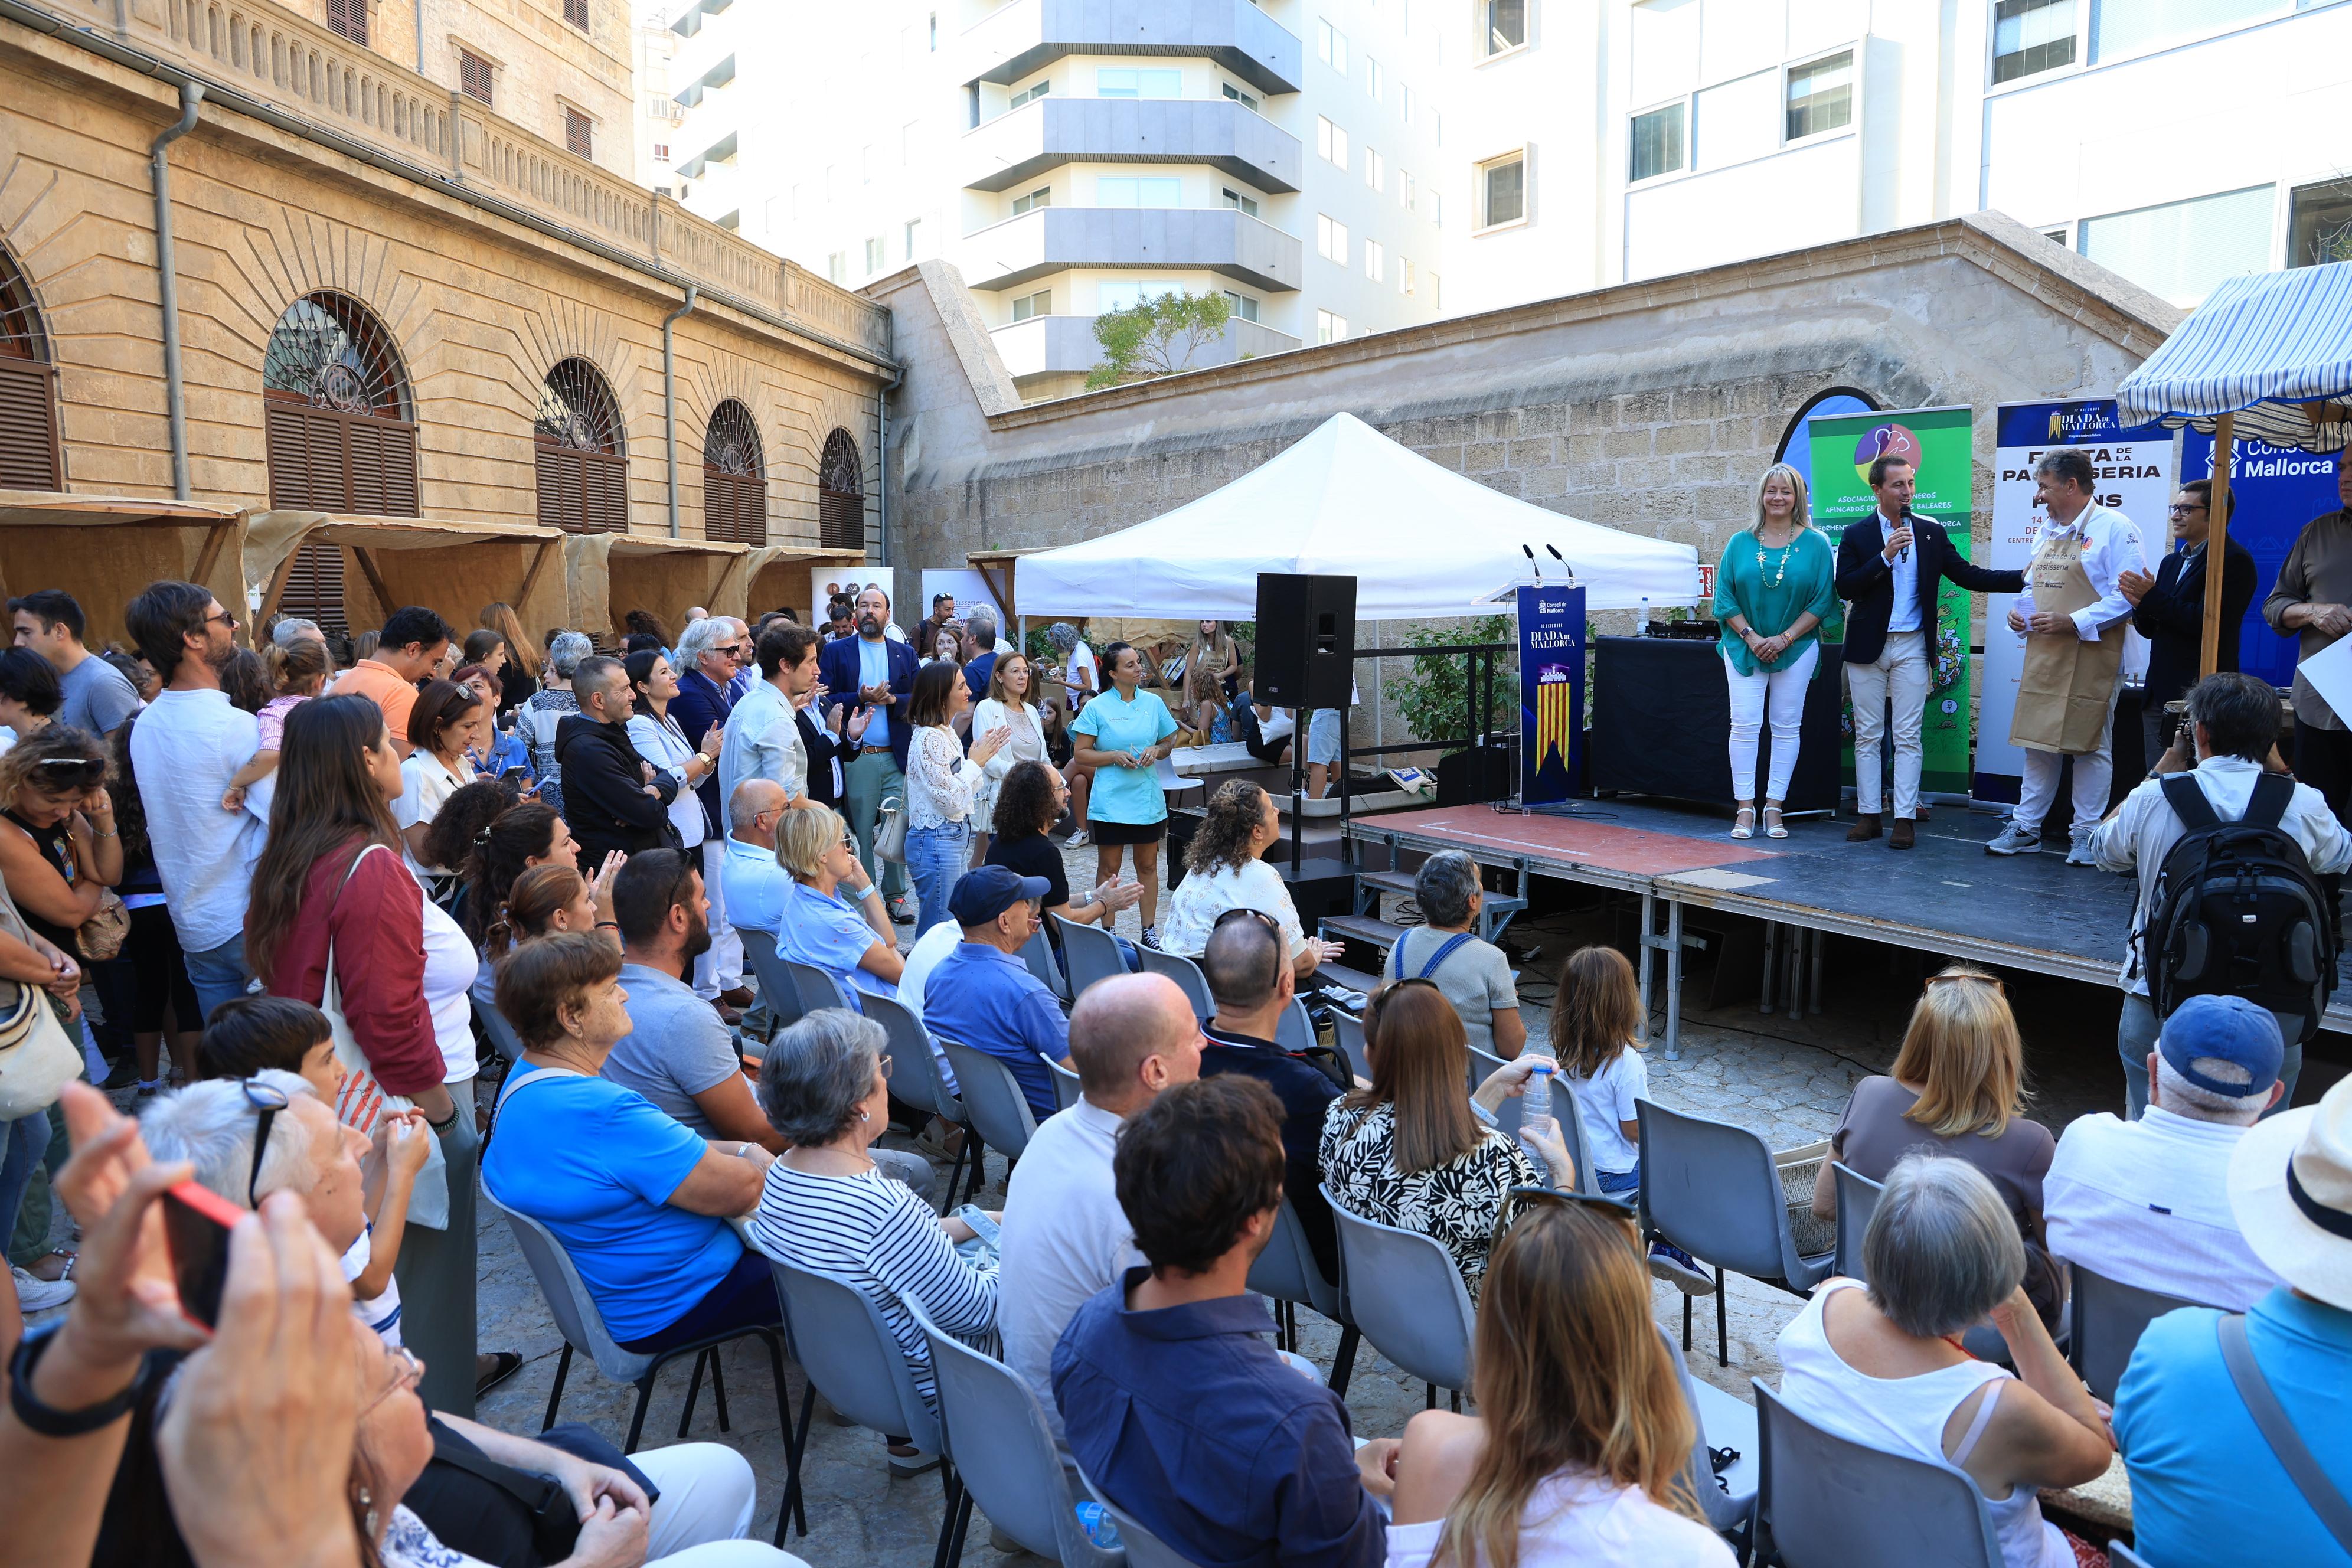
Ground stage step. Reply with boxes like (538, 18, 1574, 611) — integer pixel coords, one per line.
(1357, 867, 1529, 912)
(1322, 914, 1408, 955)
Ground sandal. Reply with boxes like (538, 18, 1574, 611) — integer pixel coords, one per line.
(1729, 807, 1755, 841)
(475, 1350, 524, 1397)
(24, 1250, 74, 1284)
(1763, 805, 1788, 839)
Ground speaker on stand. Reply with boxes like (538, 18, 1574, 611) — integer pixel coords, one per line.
(1255, 572, 1358, 877)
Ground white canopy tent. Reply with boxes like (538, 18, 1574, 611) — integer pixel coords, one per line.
(1011, 413, 1701, 619)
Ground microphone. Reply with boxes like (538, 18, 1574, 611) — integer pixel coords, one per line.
(1894, 507, 1913, 564)
(1523, 543, 1541, 583)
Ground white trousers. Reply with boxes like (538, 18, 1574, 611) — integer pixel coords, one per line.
(1846, 630, 1929, 818)
(695, 842, 744, 999)
(1722, 643, 1819, 802)
(2014, 687, 2121, 839)
(636, 1442, 807, 1566)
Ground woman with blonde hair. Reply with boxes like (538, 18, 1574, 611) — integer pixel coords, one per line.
(1319, 980, 1569, 1299)
(1184, 619, 1242, 734)
(1711, 461, 1837, 841)
(770, 801, 904, 1007)
(1387, 1199, 1734, 1567)
(1811, 965, 2062, 1324)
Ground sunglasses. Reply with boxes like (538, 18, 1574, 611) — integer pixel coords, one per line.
(1488, 1184, 1642, 1256)
(1213, 906, 1284, 936)
(241, 1076, 292, 1211)
(31, 757, 107, 788)
(1923, 972, 2004, 995)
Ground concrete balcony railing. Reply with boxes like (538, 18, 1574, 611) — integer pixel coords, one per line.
(962, 0, 1301, 97)
(992, 312, 1302, 380)
(963, 96, 1300, 193)
(120, 0, 888, 360)
(962, 206, 1302, 292)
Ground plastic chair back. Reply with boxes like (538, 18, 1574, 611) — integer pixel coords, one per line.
(1832, 1162, 1882, 1283)
(1321, 1183, 1475, 1392)
(861, 991, 950, 1121)
(1020, 927, 1067, 999)
(1657, 1325, 1758, 1536)
(1752, 1380, 2003, 1568)
(785, 960, 855, 1015)
(1637, 1100, 1828, 1292)
(761, 1252, 940, 1453)
(1053, 913, 1127, 998)
(1244, 1195, 1343, 1321)
(1137, 946, 1213, 1018)
(938, 1039, 1040, 1160)
(904, 1299, 1120, 1568)
(736, 927, 805, 1031)
(1332, 1010, 1370, 1080)
(486, 1191, 653, 1385)
(2108, 1541, 2152, 1568)
(1079, 1468, 1207, 1568)
(2068, 1263, 2207, 1403)
(473, 994, 527, 1064)
(1047, 1057, 1084, 1112)
(1275, 997, 1315, 1055)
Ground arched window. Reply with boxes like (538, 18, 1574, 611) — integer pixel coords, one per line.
(262, 291, 418, 514)
(0, 244, 64, 491)
(703, 399, 766, 545)
(1775, 385, 1880, 492)
(534, 357, 628, 533)
(817, 427, 863, 551)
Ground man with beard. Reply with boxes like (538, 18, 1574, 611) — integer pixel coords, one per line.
(818, 583, 920, 920)
(125, 579, 267, 1016)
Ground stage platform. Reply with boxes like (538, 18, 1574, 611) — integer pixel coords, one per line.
(1341, 795, 2352, 1054)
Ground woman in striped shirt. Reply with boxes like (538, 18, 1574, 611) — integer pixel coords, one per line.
(749, 1009, 998, 1476)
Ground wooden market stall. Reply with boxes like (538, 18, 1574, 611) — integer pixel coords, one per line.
(740, 545, 870, 624)
(244, 512, 569, 646)
(563, 533, 751, 645)
(0, 493, 245, 649)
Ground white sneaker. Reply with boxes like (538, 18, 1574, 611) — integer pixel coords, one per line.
(1066, 829, 1090, 848)
(1984, 822, 2041, 855)
(11, 1265, 74, 1313)
(2064, 831, 2098, 867)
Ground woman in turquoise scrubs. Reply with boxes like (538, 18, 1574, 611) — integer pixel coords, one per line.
(1069, 641, 1181, 946)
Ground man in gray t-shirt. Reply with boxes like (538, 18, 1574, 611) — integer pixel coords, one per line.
(1386, 851, 1525, 1059)
(12, 589, 140, 734)
(605, 958, 742, 1135)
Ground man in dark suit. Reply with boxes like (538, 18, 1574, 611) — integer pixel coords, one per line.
(817, 584, 921, 919)
(1835, 454, 2026, 848)
(2121, 478, 2257, 772)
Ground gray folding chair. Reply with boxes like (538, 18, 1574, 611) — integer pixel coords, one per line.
(762, 1252, 950, 1554)
(904, 1298, 1122, 1568)
(784, 959, 855, 1015)
(2109, 1541, 2152, 1568)
(1332, 1009, 1370, 1080)
(1658, 1325, 1759, 1543)
(1275, 996, 1316, 1054)
(1751, 1380, 2003, 1568)
(858, 992, 975, 1210)
(1831, 1162, 1881, 1283)
(1079, 1466, 1207, 1568)
(1053, 913, 1128, 998)
(938, 1038, 1041, 1194)
(1020, 926, 1068, 1000)
(1137, 945, 1213, 1018)
(1637, 1100, 1833, 1367)
(1321, 1182, 1476, 1403)
(1047, 1057, 1084, 1112)
(484, 1190, 795, 1495)
(2067, 1262, 2207, 1403)
(735, 927, 806, 1035)
(1244, 1195, 1359, 1394)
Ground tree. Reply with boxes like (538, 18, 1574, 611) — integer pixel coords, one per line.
(1086, 290, 1232, 389)
(1381, 616, 1517, 756)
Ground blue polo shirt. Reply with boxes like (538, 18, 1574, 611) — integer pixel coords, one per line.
(1070, 688, 1178, 825)
(1053, 1267, 1384, 1568)
(2116, 1288, 2352, 1567)
(772, 881, 899, 1011)
(921, 942, 1068, 1121)
(718, 834, 792, 936)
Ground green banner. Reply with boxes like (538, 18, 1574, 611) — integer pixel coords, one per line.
(1806, 404, 1976, 796)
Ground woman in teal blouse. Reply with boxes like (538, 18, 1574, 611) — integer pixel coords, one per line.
(1713, 462, 1837, 839)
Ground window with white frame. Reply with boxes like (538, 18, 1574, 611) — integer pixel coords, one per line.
(1317, 309, 1346, 344)
(1097, 176, 1182, 207)
(1223, 290, 1260, 322)
(1010, 78, 1051, 109)
(904, 219, 922, 259)
(1097, 67, 1181, 97)
(1365, 239, 1386, 282)
(1992, 0, 2077, 83)
(2289, 178, 2352, 269)
(1400, 169, 1414, 210)
(1432, 190, 1443, 226)
(1785, 52, 1853, 140)
(1099, 280, 1180, 312)
(1478, 150, 1526, 228)
(1318, 18, 1348, 70)
(1317, 117, 1350, 169)
(1222, 80, 1260, 111)
(1402, 83, 1415, 126)
(1317, 213, 1348, 262)
(1010, 288, 1050, 321)
(1011, 185, 1051, 215)
(1367, 149, 1384, 192)
(1481, 0, 1525, 57)
(1222, 187, 1261, 217)
(1368, 58, 1382, 99)
(1403, 257, 1416, 294)
(1629, 103, 1685, 181)
(2077, 184, 2275, 306)
(1433, 109, 1442, 146)
(827, 251, 847, 285)
(863, 236, 885, 272)
(2092, 0, 2274, 66)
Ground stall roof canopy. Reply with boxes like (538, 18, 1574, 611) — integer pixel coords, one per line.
(1009, 413, 1701, 618)
(0, 493, 242, 527)
(2115, 262, 2352, 453)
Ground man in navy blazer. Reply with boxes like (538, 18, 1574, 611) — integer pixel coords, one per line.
(667, 613, 748, 1002)
(818, 584, 920, 917)
(1834, 455, 2024, 848)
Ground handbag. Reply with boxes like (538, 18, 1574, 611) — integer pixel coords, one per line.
(873, 793, 909, 863)
(0, 972, 80, 1119)
(324, 843, 451, 1229)
(76, 888, 130, 963)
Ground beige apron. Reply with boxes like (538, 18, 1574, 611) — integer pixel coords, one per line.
(2010, 521, 2125, 754)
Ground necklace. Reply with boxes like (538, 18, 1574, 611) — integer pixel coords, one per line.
(1754, 526, 1798, 587)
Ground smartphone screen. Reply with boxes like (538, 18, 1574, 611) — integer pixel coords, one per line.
(162, 1180, 244, 1329)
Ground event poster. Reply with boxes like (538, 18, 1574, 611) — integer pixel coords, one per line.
(1977, 400, 2174, 801)
(1804, 404, 1976, 796)
(2182, 430, 2343, 692)
(1518, 583, 1585, 805)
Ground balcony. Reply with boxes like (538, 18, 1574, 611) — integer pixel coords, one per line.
(963, 97, 1300, 192)
(962, 0, 1302, 96)
(992, 312, 1302, 381)
(961, 207, 1302, 292)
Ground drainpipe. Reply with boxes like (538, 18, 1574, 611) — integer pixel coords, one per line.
(151, 81, 204, 502)
(662, 285, 697, 537)
(414, 0, 424, 73)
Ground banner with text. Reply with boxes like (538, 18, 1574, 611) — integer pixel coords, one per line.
(1977, 401, 2174, 801)
(1518, 584, 1586, 806)
(2182, 431, 2343, 692)
(1805, 405, 1977, 795)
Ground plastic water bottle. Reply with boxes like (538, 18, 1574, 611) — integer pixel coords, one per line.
(1639, 597, 1651, 636)
(1075, 1502, 1123, 1550)
(1520, 1061, 1554, 1163)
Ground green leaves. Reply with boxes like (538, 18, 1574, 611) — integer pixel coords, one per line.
(1086, 290, 1234, 389)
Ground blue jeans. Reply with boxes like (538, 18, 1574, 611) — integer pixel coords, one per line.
(1, 1112, 47, 1262)
(182, 934, 252, 1027)
(1596, 1164, 1641, 1195)
(905, 821, 971, 940)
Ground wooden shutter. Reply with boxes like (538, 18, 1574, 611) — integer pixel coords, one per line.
(345, 416, 419, 515)
(704, 470, 765, 545)
(564, 109, 592, 159)
(266, 403, 417, 515)
(0, 357, 61, 491)
(583, 449, 627, 532)
(535, 447, 627, 533)
(818, 488, 861, 550)
(326, 0, 367, 44)
(562, 0, 588, 30)
(278, 543, 350, 637)
(459, 50, 492, 106)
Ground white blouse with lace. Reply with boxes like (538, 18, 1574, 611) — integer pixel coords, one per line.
(972, 698, 1046, 829)
(905, 724, 986, 831)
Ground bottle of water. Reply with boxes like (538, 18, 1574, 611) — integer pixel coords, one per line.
(1075, 1502, 1123, 1550)
(1638, 596, 1651, 636)
(1520, 1061, 1554, 1167)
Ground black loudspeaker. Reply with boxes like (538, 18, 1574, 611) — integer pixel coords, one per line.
(1254, 573, 1357, 709)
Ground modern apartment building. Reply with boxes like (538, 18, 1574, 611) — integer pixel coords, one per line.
(634, 1, 682, 194)
(1446, 0, 2352, 313)
(667, 0, 1451, 400)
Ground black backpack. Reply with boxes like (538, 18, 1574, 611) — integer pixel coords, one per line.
(2141, 772, 2337, 1045)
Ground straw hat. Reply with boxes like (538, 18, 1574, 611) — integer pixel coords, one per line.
(2228, 1074, 2352, 1311)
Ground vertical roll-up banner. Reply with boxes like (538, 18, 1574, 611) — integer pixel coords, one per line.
(1518, 583, 1585, 806)
(1977, 401, 2173, 802)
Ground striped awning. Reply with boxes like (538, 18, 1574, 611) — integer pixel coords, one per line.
(2115, 262, 2352, 454)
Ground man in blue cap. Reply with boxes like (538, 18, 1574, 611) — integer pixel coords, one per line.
(922, 865, 1073, 1122)
(2043, 992, 2288, 1311)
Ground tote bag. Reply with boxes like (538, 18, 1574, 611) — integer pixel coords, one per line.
(325, 844, 451, 1229)
(0, 893, 82, 1119)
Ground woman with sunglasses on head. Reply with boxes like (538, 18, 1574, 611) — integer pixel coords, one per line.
(1388, 1198, 1736, 1568)
(1156, 779, 1344, 978)
(1319, 979, 1569, 1301)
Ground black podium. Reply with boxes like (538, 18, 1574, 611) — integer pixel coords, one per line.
(1587, 636, 1844, 812)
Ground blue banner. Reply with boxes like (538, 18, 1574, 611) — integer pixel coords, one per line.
(2181, 432, 2343, 691)
(1518, 584, 1585, 805)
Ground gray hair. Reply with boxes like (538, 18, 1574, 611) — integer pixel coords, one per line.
(548, 631, 594, 678)
(729, 777, 786, 833)
(2155, 1056, 2264, 1126)
(1044, 622, 1079, 656)
(965, 607, 998, 646)
(1861, 1153, 2024, 1338)
(271, 617, 324, 649)
(674, 614, 734, 669)
(758, 1009, 884, 1145)
(139, 1070, 320, 1210)
(1413, 851, 1482, 930)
